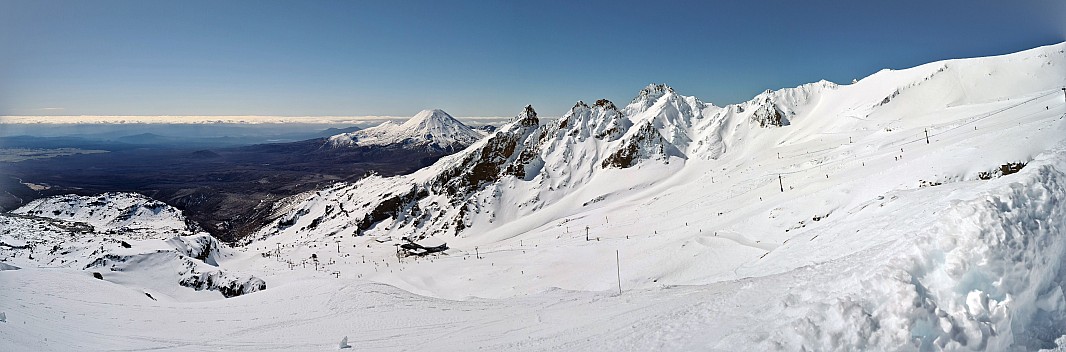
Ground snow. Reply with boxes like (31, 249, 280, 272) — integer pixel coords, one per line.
(1, 193, 266, 301)
(2, 42, 1066, 351)
(327, 109, 483, 151)
(11, 192, 191, 236)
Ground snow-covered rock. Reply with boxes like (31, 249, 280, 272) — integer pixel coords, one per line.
(601, 120, 683, 168)
(252, 91, 698, 243)
(11, 192, 192, 237)
(254, 41, 1066, 253)
(2, 193, 265, 299)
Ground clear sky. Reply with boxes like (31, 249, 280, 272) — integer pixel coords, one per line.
(2, 0, 1063, 118)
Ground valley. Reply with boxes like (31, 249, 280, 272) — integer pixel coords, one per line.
(0, 137, 461, 242)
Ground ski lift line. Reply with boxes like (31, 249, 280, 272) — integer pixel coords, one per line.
(936, 107, 1049, 133)
(651, 174, 777, 217)
(775, 90, 1060, 160)
(777, 145, 844, 159)
(647, 89, 1063, 217)
(660, 177, 774, 215)
(863, 106, 1050, 155)
(923, 99, 1061, 142)
(894, 91, 1060, 146)
(774, 90, 1060, 176)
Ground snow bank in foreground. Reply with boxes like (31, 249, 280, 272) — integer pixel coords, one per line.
(774, 146, 1066, 351)
(909, 150, 1066, 350)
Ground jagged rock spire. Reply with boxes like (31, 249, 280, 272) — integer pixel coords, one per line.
(593, 99, 617, 111)
(513, 105, 539, 127)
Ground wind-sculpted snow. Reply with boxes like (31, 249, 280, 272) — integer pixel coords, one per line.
(906, 156, 1066, 350)
(731, 145, 1066, 351)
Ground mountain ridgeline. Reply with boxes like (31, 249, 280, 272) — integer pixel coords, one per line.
(254, 82, 811, 242)
(255, 42, 1066, 245)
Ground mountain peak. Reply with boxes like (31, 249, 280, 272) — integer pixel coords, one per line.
(512, 105, 539, 127)
(404, 109, 463, 129)
(414, 109, 448, 117)
(593, 99, 617, 111)
(627, 83, 682, 114)
(328, 108, 481, 151)
(571, 99, 617, 112)
(634, 83, 675, 102)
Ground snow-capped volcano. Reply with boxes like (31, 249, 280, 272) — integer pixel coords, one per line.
(327, 109, 482, 151)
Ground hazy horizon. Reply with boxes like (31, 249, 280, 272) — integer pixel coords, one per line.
(0, 115, 513, 125)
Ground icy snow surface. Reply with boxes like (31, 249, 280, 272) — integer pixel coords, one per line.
(2, 43, 1066, 351)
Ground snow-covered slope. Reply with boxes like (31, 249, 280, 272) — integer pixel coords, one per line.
(12, 192, 192, 237)
(252, 91, 705, 245)
(239, 42, 1066, 342)
(3, 42, 1066, 351)
(327, 109, 483, 151)
(2, 193, 265, 300)
(4, 146, 1066, 350)
(256, 41, 1066, 249)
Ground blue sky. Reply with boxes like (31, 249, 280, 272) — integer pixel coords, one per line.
(2, 0, 1063, 118)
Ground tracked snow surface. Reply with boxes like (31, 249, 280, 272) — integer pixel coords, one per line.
(327, 108, 483, 151)
(2, 43, 1066, 351)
